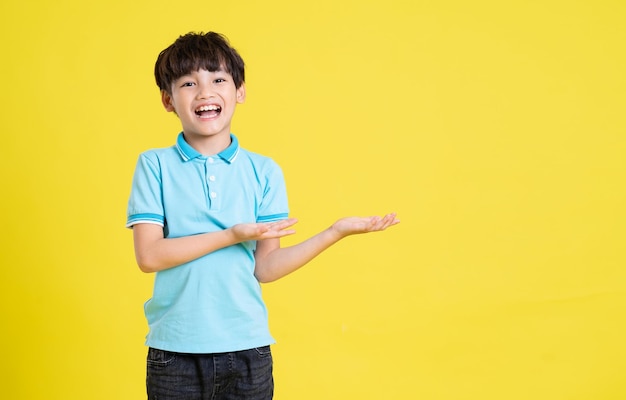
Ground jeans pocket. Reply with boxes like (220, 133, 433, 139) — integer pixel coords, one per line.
(147, 347, 177, 368)
(253, 345, 272, 359)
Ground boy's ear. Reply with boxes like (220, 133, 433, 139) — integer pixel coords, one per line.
(236, 83, 246, 104)
(161, 90, 176, 112)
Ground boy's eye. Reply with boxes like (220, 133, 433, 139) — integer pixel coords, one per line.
(214, 78, 226, 83)
(181, 82, 195, 87)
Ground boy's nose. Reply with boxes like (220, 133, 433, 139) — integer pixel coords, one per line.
(197, 83, 215, 99)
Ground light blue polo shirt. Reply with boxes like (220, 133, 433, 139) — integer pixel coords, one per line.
(126, 133, 289, 353)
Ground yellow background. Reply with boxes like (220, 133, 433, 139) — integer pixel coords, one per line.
(1, 0, 625, 399)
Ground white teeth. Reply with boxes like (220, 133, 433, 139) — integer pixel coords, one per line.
(196, 105, 220, 112)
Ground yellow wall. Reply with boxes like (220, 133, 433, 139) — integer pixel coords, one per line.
(1, 0, 625, 399)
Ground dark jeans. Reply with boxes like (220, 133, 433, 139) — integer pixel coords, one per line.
(146, 346, 274, 400)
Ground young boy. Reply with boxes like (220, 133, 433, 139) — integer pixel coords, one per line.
(127, 31, 399, 400)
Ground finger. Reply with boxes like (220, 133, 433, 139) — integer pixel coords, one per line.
(381, 213, 396, 227)
(384, 215, 400, 229)
(371, 213, 398, 231)
(260, 219, 291, 232)
(376, 218, 388, 231)
(262, 228, 296, 239)
(271, 218, 298, 230)
(364, 216, 382, 232)
(281, 217, 299, 228)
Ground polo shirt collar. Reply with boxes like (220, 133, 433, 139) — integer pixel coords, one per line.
(175, 132, 240, 163)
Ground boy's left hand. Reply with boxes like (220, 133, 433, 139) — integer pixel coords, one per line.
(330, 213, 400, 238)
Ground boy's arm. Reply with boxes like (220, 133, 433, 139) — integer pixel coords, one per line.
(133, 218, 298, 273)
(253, 213, 399, 283)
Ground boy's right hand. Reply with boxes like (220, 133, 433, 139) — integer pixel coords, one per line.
(230, 218, 298, 242)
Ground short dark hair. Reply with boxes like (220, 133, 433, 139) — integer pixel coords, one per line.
(154, 32, 245, 93)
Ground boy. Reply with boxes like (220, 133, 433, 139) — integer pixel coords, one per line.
(127, 32, 399, 400)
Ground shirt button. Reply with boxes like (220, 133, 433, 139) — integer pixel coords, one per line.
(210, 192, 217, 198)
(208, 157, 214, 164)
(209, 175, 216, 182)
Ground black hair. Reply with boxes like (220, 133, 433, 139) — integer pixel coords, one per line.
(154, 32, 245, 92)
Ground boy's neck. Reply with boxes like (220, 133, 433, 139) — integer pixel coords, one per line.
(183, 132, 232, 156)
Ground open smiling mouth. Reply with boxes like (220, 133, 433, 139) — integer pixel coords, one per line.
(195, 105, 222, 118)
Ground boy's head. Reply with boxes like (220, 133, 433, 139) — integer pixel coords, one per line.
(155, 32, 245, 94)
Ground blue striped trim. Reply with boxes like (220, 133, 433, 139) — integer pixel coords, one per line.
(126, 213, 165, 228)
(175, 132, 201, 162)
(257, 213, 289, 223)
(220, 134, 239, 163)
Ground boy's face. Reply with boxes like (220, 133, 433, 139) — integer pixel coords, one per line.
(161, 68, 245, 144)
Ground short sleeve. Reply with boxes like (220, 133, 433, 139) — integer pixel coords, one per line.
(257, 160, 289, 223)
(126, 153, 165, 228)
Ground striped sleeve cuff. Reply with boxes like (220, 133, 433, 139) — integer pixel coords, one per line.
(126, 213, 165, 228)
(257, 213, 289, 223)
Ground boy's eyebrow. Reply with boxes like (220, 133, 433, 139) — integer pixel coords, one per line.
(172, 66, 231, 84)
